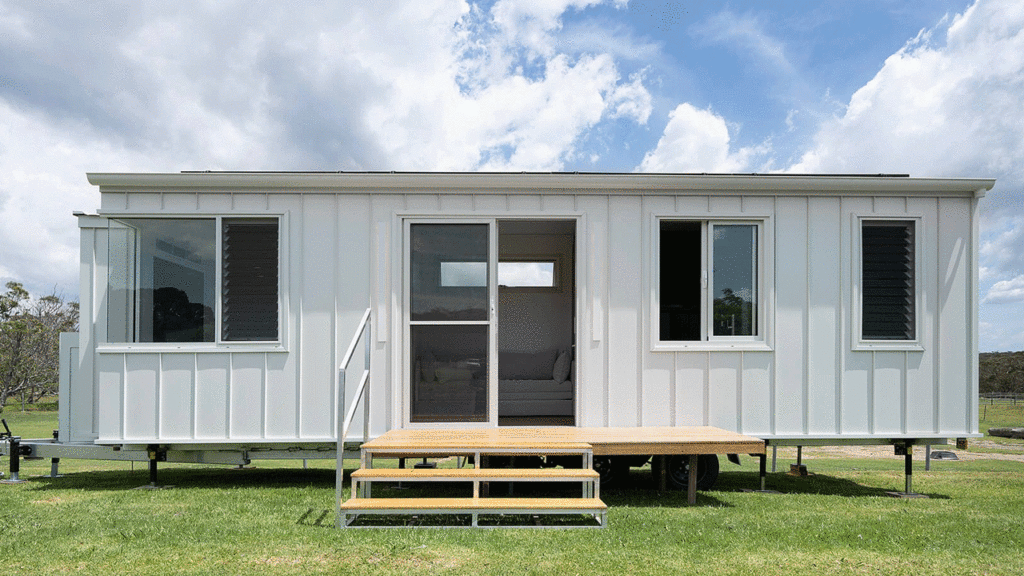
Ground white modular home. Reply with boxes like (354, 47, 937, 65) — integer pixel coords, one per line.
(23, 172, 994, 483)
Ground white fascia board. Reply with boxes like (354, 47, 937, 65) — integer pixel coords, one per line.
(86, 172, 996, 198)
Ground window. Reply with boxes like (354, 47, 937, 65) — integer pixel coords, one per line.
(498, 260, 557, 289)
(860, 220, 915, 341)
(107, 217, 279, 344)
(658, 219, 762, 344)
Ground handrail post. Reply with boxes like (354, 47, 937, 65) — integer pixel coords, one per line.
(335, 367, 346, 528)
(363, 320, 371, 446)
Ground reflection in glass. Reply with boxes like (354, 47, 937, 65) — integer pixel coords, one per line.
(410, 224, 489, 321)
(410, 325, 488, 422)
(712, 224, 757, 336)
(108, 219, 216, 342)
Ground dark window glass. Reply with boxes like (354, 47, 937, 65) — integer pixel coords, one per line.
(862, 221, 915, 340)
(660, 221, 701, 341)
(222, 219, 279, 341)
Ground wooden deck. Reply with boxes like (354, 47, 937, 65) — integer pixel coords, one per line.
(341, 426, 765, 527)
(361, 426, 766, 457)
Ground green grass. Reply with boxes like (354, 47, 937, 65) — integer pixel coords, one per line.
(2, 410, 1024, 575)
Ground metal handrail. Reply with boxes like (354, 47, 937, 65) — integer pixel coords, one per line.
(336, 308, 371, 527)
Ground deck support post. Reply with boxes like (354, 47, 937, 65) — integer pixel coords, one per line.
(687, 454, 698, 505)
(653, 455, 667, 491)
(904, 447, 913, 494)
(148, 444, 159, 487)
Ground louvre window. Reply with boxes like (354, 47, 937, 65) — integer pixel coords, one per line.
(861, 221, 915, 340)
(222, 219, 279, 341)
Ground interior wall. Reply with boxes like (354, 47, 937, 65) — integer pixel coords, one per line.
(498, 220, 575, 355)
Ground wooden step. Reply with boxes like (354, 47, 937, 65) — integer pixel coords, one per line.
(340, 496, 606, 513)
(351, 467, 598, 482)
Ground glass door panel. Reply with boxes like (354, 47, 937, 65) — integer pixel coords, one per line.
(407, 222, 494, 424)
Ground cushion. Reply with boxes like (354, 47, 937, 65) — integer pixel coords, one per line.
(552, 349, 572, 382)
(498, 350, 557, 380)
(434, 367, 473, 384)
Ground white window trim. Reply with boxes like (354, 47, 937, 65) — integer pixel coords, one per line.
(852, 214, 923, 352)
(97, 213, 287, 353)
(651, 214, 772, 352)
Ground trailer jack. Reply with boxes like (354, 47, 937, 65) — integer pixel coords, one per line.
(1, 419, 28, 484)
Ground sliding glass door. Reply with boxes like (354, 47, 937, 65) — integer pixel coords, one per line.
(406, 221, 496, 425)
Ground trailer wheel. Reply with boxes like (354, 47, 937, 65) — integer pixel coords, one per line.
(593, 456, 628, 487)
(666, 454, 720, 491)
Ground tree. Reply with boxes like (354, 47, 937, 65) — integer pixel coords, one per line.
(0, 282, 79, 414)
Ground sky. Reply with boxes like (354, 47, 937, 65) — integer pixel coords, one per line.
(0, 0, 1022, 350)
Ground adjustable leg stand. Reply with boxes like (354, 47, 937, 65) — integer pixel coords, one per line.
(789, 445, 810, 476)
(2, 437, 24, 483)
(887, 443, 927, 498)
(50, 457, 61, 478)
(741, 449, 780, 494)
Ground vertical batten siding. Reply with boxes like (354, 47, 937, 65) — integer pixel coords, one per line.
(195, 354, 229, 439)
(372, 193, 405, 432)
(160, 354, 194, 439)
(937, 197, 972, 434)
(606, 195, 642, 427)
(298, 194, 337, 439)
(740, 352, 772, 433)
(807, 197, 841, 435)
(773, 197, 808, 435)
(336, 194, 373, 439)
(579, 196, 608, 427)
(124, 354, 159, 439)
(709, 353, 741, 430)
(230, 354, 265, 438)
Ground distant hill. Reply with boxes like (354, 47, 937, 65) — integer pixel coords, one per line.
(980, 352, 1024, 394)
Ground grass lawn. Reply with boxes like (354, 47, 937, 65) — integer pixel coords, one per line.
(2, 407, 1023, 575)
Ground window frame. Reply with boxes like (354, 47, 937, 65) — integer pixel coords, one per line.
(99, 213, 286, 353)
(852, 214, 923, 351)
(652, 214, 771, 352)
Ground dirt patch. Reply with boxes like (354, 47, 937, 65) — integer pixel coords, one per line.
(770, 440, 1024, 463)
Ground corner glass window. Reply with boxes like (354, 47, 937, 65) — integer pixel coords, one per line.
(107, 217, 279, 344)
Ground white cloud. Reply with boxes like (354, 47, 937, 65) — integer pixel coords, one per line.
(636, 103, 766, 173)
(788, 0, 1024, 183)
(0, 0, 653, 297)
(984, 275, 1024, 304)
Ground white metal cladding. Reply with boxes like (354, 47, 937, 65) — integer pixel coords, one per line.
(74, 173, 991, 445)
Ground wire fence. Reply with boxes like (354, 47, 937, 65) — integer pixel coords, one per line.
(980, 393, 1024, 405)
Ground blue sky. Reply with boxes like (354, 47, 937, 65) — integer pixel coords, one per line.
(1, 0, 1022, 350)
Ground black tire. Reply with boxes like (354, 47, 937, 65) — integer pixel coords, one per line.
(593, 456, 629, 487)
(666, 454, 720, 491)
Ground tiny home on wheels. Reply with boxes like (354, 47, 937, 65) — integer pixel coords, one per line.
(6, 172, 991, 502)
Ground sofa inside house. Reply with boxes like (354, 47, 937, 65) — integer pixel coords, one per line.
(498, 349, 574, 417)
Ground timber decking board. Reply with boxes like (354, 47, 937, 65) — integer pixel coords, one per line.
(339, 497, 607, 512)
(351, 468, 599, 480)
(362, 426, 765, 456)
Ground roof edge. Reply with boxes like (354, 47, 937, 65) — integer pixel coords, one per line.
(86, 171, 996, 196)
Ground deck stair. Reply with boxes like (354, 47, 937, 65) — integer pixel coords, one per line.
(339, 438, 606, 528)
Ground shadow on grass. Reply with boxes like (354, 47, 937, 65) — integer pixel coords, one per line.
(714, 470, 951, 500)
(17, 466, 950, 501)
(21, 465, 343, 492)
